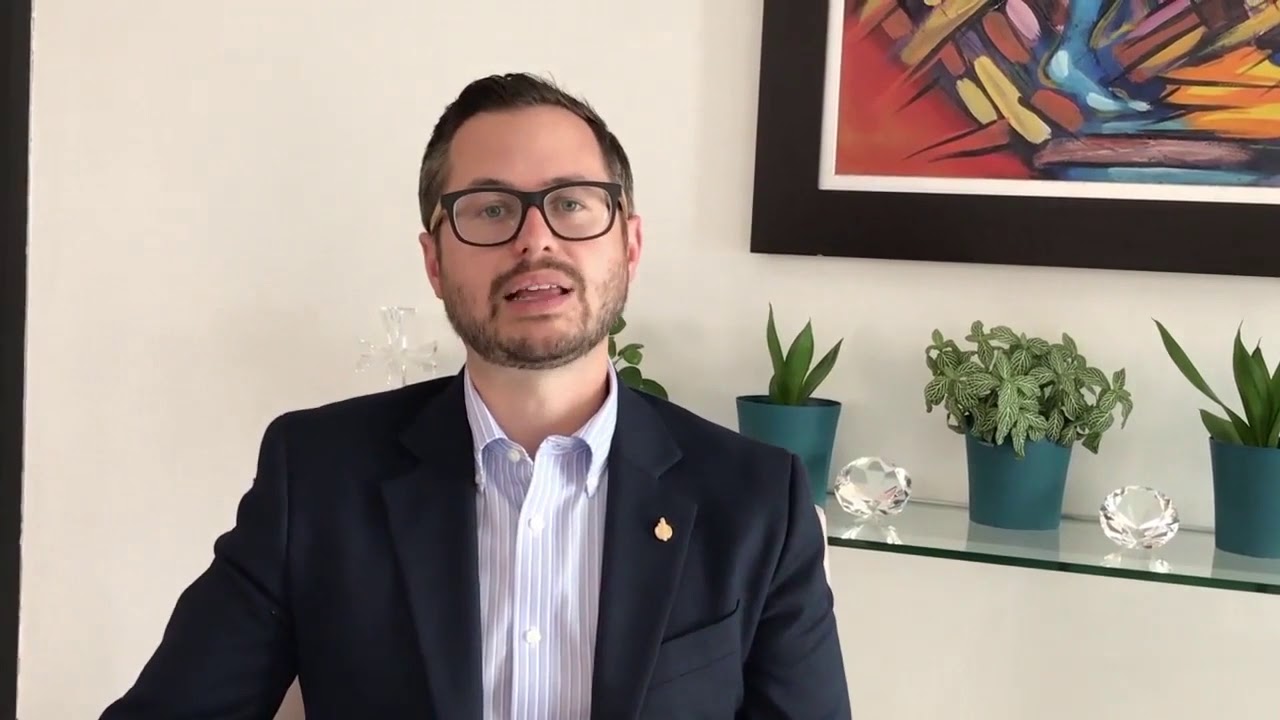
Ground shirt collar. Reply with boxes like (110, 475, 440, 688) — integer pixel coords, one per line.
(462, 364, 618, 496)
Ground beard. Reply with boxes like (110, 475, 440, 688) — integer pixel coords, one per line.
(440, 254, 628, 371)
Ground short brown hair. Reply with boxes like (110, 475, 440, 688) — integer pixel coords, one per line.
(417, 73, 636, 233)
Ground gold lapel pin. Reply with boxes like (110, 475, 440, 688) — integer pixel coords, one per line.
(654, 517, 673, 542)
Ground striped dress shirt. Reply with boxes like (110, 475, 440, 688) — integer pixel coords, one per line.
(463, 366, 618, 720)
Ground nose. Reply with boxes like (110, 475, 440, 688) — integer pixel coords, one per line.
(510, 204, 557, 255)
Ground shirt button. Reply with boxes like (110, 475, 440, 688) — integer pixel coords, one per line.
(527, 515, 545, 533)
(524, 627, 542, 645)
(506, 447, 522, 463)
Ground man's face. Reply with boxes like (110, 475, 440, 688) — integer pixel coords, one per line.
(420, 105, 642, 371)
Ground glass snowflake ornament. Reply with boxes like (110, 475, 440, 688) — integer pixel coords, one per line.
(357, 306, 438, 387)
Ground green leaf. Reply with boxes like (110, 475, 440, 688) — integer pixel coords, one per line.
(1046, 349, 1070, 375)
(617, 365, 643, 388)
(924, 376, 947, 410)
(1010, 426, 1027, 458)
(1061, 333, 1077, 354)
(1060, 390, 1082, 419)
(976, 341, 994, 367)
(1250, 343, 1274, 444)
(779, 321, 815, 404)
(965, 321, 987, 345)
(994, 395, 1019, 445)
(639, 378, 668, 399)
(1084, 407, 1114, 434)
(1012, 376, 1039, 398)
(990, 325, 1018, 345)
(766, 305, 784, 380)
(991, 351, 1011, 379)
(1046, 409, 1065, 441)
(1233, 326, 1268, 445)
(1201, 409, 1242, 444)
(1026, 367, 1054, 387)
(617, 343, 643, 366)
(1078, 366, 1107, 388)
(768, 373, 783, 404)
(1096, 389, 1118, 415)
(1009, 347, 1032, 373)
(1082, 432, 1102, 454)
(799, 339, 842, 401)
(610, 315, 626, 335)
(1116, 390, 1134, 428)
(951, 379, 979, 410)
(1155, 319, 1251, 442)
(607, 336, 617, 358)
(962, 371, 999, 397)
(1154, 319, 1228, 409)
(1267, 359, 1280, 447)
(1026, 337, 1051, 355)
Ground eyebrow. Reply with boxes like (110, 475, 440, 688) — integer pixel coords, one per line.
(461, 174, 597, 189)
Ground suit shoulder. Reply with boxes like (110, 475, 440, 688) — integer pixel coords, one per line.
(640, 392, 796, 468)
(267, 376, 452, 439)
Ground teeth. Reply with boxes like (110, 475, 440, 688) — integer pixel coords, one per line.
(518, 283, 561, 292)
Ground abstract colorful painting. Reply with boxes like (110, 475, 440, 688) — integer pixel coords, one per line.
(749, 0, 1280, 277)
(832, 0, 1280, 188)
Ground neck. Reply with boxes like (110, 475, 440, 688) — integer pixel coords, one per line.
(465, 348, 613, 454)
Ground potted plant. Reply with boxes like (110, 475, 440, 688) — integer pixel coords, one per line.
(736, 304, 843, 506)
(924, 321, 1134, 530)
(1155, 320, 1280, 558)
(608, 314, 668, 399)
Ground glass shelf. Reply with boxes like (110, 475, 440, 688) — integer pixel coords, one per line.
(822, 494, 1280, 594)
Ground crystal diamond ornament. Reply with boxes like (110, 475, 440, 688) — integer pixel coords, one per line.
(357, 306, 438, 387)
(1099, 485, 1179, 550)
(833, 457, 912, 520)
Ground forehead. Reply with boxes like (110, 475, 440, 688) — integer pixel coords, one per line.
(444, 105, 611, 191)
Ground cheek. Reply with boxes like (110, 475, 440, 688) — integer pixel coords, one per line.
(439, 253, 491, 298)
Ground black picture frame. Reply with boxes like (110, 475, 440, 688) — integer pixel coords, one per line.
(749, 0, 1280, 278)
(1, 0, 29, 714)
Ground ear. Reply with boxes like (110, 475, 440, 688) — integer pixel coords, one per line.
(623, 214, 643, 281)
(419, 231, 445, 299)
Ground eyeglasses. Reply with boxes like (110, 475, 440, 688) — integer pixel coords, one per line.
(430, 180, 624, 247)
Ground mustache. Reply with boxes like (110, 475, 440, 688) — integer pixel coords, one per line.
(490, 258, 585, 300)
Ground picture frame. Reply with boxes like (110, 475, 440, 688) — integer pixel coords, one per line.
(0, 1, 30, 715)
(749, 0, 1280, 278)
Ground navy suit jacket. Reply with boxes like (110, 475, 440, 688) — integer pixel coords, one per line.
(100, 372, 852, 719)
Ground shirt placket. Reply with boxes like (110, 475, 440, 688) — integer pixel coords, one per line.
(508, 447, 563, 719)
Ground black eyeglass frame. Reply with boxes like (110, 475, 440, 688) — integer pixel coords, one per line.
(430, 180, 626, 248)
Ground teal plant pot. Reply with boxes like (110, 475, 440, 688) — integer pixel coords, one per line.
(965, 432, 1072, 531)
(1209, 438, 1280, 559)
(736, 395, 841, 506)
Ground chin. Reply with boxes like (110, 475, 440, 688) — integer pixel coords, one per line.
(503, 328, 575, 351)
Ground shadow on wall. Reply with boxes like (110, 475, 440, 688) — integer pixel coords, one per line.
(275, 681, 303, 719)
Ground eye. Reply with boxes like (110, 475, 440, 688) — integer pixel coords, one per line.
(556, 198, 585, 212)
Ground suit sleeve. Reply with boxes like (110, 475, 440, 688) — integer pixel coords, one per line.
(99, 415, 299, 720)
(740, 453, 853, 719)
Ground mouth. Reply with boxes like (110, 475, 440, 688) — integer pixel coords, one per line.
(503, 281, 574, 303)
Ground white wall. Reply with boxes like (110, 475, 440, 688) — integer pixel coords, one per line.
(21, 0, 1280, 717)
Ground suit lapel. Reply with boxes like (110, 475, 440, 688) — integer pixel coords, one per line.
(381, 374, 483, 720)
(590, 387, 696, 720)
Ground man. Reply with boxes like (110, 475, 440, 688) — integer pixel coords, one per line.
(101, 73, 851, 719)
